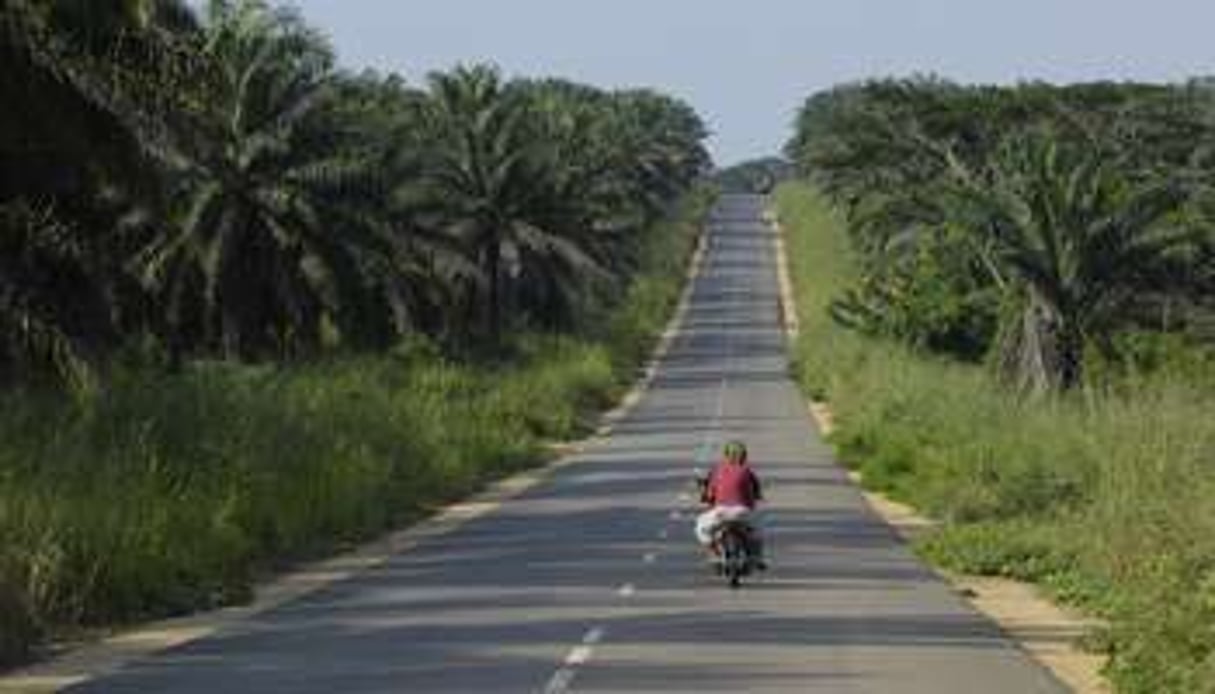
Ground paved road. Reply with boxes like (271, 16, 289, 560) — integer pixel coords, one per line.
(74, 195, 1065, 693)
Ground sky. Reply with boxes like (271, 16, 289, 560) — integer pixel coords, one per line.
(283, 1, 1215, 166)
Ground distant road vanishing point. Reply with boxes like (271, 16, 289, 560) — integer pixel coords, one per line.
(74, 195, 1065, 693)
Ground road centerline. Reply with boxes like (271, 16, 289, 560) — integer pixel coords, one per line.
(542, 627, 607, 694)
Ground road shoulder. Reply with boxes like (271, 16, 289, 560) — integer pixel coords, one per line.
(771, 205, 1109, 694)
(0, 226, 713, 694)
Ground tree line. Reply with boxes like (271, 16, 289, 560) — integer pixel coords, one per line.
(1, 0, 711, 389)
(713, 156, 795, 194)
(786, 77, 1215, 391)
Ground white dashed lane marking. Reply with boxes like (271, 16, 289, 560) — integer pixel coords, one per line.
(543, 627, 606, 694)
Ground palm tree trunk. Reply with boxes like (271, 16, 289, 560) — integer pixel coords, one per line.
(222, 308, 241, 361)
(1058, 324, 1084, 390)
(486, 241, 501, 344)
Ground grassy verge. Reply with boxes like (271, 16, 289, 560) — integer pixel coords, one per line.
(776, 181, 1215, 693)
(0, 189, 713, 669)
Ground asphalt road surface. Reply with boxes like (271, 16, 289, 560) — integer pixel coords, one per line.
(74, 195, 1066, 693)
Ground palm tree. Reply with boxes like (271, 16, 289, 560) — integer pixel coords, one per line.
(946, 134, 1198, 391)
(135, 0, 395, 359)
(0, 0, 197, 385)
(490, 79, 712, 331)
(416, 64, 601, 342)
(0, 202, 116, 390)
(2, 2, 715, 371)
(0, 0, 197, 200)
(607, 90, 710, 222)
(315, 70, 475, 345)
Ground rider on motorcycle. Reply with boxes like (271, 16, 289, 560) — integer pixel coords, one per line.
(695, 440, 765, 568)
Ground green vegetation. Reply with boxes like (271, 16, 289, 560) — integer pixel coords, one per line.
(781, 76, 1215, 694)
(2, 0, 711, 382)
(787, 78, 1214, 390)
(0, 186, 710, 667)
(779, 182, 1215, 692)
(782, 80, 1215, 689)
(0, 0, 713, 667)
(713, 157, 795, 195)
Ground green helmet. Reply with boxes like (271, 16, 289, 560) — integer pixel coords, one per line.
(722, 440, 748, 464)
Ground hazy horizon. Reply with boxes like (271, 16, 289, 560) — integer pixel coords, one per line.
(281, 1, 1215, 166)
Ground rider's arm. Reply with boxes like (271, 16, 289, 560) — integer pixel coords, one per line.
(750, 471, 763, 502)
(701, 466, 718, 505)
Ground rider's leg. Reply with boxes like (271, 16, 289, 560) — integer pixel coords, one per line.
(728, 508, 766, 568)
(695, 508, 722, 558)
(714, 506, 758, 566)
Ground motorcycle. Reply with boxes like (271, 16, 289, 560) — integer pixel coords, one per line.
(694, 468, 762, 589)
(715, 520, 758, 589)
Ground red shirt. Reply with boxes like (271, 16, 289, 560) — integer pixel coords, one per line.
(705, 462, 762, 509)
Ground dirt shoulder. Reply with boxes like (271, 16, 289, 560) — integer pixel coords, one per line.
(818, 405, 1108, 694)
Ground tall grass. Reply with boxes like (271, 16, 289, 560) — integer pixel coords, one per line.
(777, 182, 1215, 693)
(0, 190, 710, 669)
(604, 207, 702, 372)
(0, 341, 606, 660)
